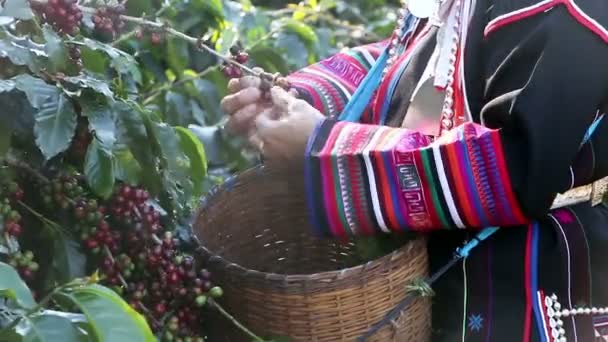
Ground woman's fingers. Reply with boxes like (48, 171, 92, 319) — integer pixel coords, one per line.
(220, 87, 263, 115)
(269, 86, 295, 113)
(225, 102, 269, 135)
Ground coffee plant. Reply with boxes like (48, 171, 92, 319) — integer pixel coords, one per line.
(0, 0, 399, 340)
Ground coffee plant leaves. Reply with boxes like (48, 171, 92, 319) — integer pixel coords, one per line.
(13, 74, 57, 109)
(248, 45, 289, 75)
(63, 73, 114, 100)
(0, 0, 33, 21)
(167, 37, 189, 76)
(14, 313, 86, 342)
(112, 149, 142, 184)
(84, 138, 115, 199)
(70, 38, 141, 84)
(42, 26, 68, 73)
(151, 123, 192, 193)
(114, 101, 162, 194)
(217, 27, 240, 56)
(281, 19, 318, 52)
(51, 233, 87, 285)
(33, 91, 78, 160)
(175, 126, 207, 195)
(0, 262, 36, 309)
(56, 284, 155, 342)
(0, 32, 46, 73)
(0, 79, 15, 93)
(83, 103, 116, 150)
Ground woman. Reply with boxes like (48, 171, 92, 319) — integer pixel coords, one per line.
(220, 0, 608, 340)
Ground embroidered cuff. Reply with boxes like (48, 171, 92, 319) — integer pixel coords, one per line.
(304, 120, 529, 237)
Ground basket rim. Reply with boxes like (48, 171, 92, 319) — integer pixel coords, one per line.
(192, 164, 426, 282)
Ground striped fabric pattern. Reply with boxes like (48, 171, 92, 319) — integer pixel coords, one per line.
(286, 41, 386, 120)
(304, 119, 529, 236)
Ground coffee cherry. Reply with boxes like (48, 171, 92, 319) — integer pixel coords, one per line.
(150, 32, 162, 45)
(236, 52, 249, 64)
(209, 286, 223, 298)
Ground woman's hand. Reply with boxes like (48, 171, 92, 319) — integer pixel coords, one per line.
(250, 86, 325, 164)
(220, 70, 269, 137)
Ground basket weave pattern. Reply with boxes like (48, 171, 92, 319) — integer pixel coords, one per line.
(194, 166, 431, 341)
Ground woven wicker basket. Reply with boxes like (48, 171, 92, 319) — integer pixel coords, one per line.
(194, 165, 431, 341)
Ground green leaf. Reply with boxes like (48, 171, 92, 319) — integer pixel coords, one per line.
(57, 284, 155, 342)
(70, 38, 141, 83)
(0, 79, 15, 93)
(14, 313, 85, 342)
(51, 232, 87, 285)
(151, 123, 190, 187)
(0, 32, 47, 72)
(82, 103, 116, 150)
(175, 127, 207, 195)
(13, 74, 57, 109)
(42, 25, 67, 72)
(62, 72, 114, 99)
(248, 45, 290, 75)
(215, 25, 239, 55)
(33, 91, 77, 160)
(281, 19, 318, 50)
(166, 38, 189, 76)
(84, 138, 115, 199)
(0, 0, 33, 20)
(0, 261, 36, 309)
(114, 102, 161, 193)
(112, 149, 142, 184)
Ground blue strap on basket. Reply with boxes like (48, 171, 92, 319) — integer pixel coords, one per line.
(356, 116, 604, 341)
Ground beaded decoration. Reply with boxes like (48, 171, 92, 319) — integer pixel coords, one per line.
(542, 293, 608, 342)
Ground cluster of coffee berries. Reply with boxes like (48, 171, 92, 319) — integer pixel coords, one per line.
(221, 44, 249, 79)
(40, 173, 86, 210)
(109, 184, 160, 234)
(72, 199, 120, 254)
(3, 180, 24, 202)
(7, 250, 39, 281)
(92, 4, 126, 37)
(1, 199, 23, 237)
(31, 0, 82, 35)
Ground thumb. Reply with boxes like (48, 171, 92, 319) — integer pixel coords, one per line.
(269, 86, 295, 113)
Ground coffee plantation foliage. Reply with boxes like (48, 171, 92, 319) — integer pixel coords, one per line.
(0, 0, 399, 340)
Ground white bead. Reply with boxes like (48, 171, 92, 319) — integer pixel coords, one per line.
(592, 307, 598, 314)
(551, 329, 560, 338)
(584, 308, 591, 315)
(397, 19, 405, 27)
(561, 310, 570, 317)
(549, 318, 557, 328)
(555, 311, 562, 318)
(447, 76, 454, 85)
(576, 308, 584, 315)
(554, 302, 561, 310)
(448, 65, 456, 74)
(442, 118, 454, 129)
(547, 307, 555, 318)
(559, 328, 565, 335)
(551, 294, 558, 301)
(444, 98, 453, 107)
(559, 337, 566, 342)
(557, 319, 564, 327)
(449, 55, 457, 64)
(446, 87, 454, 96)
(600, 308, 606, 314)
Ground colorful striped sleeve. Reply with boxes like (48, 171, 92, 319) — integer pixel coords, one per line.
(286, 40, 388, 121)
(304, 119, 530, 237)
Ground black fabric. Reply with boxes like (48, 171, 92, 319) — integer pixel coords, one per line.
(380, 0, 608, 341)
